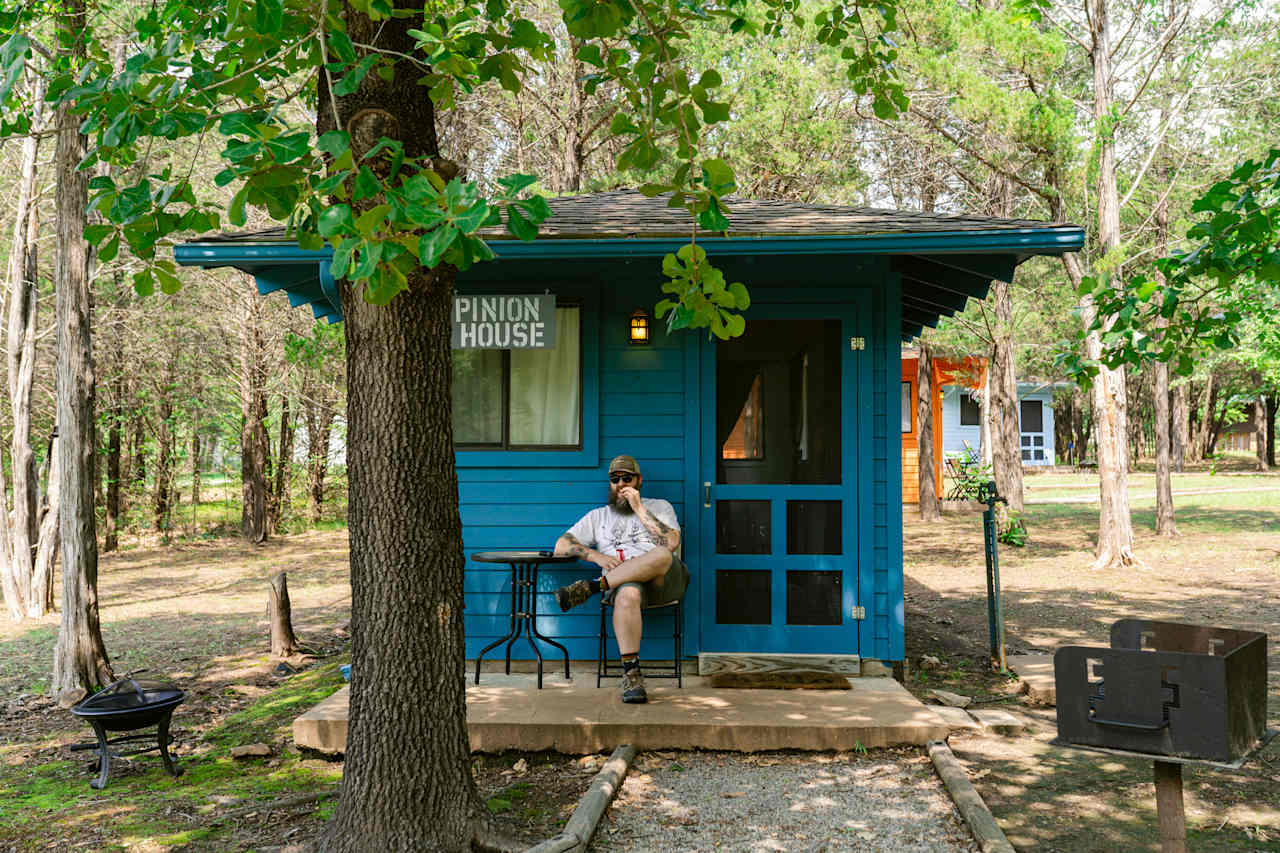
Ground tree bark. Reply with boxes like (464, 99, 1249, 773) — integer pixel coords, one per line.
(917, 344, 941, 521)
(240, 290, 270, 544)
(1266, 394, 1277, 469)
(1252, 377, 1269, 471)
(304, 390, 335, 524)
(1194, 372, 1215, 459)
(1154, 352, 1177, 535)
(153, 395, 175, 535)
(988, 278, 1024, 511)
(304, 389, 335, 517)
(1171, 382, 1188, 472)
(268, 571, 300, 658)
(270, 393, 293, 533)
(104, 341, 123, 552)
(1085, 0, 1138, 569)
(52, 0, 114, 695)
(1153, 158, 1177, 535)
(317, 4, 504, 849)
(0, 71, 46, 620)
(32, 439, 59, 615)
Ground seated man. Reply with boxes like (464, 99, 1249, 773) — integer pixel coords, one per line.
(553, 455, 689, 704)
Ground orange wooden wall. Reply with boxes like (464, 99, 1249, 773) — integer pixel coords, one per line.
(901, 355, 985, 504)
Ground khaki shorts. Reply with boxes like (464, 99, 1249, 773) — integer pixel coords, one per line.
(604, 554, 689, 608)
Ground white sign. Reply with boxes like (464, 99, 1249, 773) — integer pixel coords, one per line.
(452, 294, 556, 349)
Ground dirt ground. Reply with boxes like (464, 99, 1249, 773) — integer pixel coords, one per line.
(902, 469, 1280, 853)
(0, 467, 1276, 851)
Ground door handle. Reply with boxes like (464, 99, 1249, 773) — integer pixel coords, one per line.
(704, 482, 711, 508)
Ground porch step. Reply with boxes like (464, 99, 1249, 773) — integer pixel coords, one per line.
(293, 676, 950, 755)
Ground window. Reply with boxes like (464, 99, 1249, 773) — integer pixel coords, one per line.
(901, 382, 913, 433)
(1020, 399, 1044, 434)
(452, 305, 581, 448)
(959, 392, 980, 426)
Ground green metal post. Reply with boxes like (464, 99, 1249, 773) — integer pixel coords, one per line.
(981, 484, 1007, 673)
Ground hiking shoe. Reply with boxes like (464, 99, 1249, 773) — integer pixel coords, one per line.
(620, 668, 648, 704)
(555, 579, 595, 612)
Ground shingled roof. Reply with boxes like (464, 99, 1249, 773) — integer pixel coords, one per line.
(195, 189, 1075, 243)
(179, 189, 1083, 338)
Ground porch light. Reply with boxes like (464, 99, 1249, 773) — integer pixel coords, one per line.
(628, 309, 651, 345)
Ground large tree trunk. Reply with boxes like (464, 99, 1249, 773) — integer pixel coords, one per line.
(240, 291, 270, 544)
(917, 344, 941, 521)
(988, 278, 1024, 511)
(1085, 0, 1137, 569)
(317, 4, 503, 849)
(52, 0, 114, 696)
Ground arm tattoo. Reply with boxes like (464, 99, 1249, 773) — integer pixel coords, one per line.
(557, 532, 592, 558)
(637, 508, 680, 550)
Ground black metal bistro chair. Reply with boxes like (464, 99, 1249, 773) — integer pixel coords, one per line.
(596, 552, 685, 688)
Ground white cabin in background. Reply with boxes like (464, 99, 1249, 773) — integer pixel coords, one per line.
(939, 382, 1062, 467)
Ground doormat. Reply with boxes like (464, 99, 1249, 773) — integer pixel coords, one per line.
(707, 671, 852, 690)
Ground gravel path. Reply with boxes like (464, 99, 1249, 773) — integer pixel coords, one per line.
(590, 750, 978, 852)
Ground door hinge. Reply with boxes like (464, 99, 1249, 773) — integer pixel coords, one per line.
(851, 605, 866, 620)
(849, 336, 866, 351)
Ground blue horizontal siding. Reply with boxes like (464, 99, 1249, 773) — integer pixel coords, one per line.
(459, 278, 695, 664)
(459, 267, 906, 666)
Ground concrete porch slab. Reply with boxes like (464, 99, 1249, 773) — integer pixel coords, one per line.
(293, 675, 950, 755)
(1007, 654, 1056, 704)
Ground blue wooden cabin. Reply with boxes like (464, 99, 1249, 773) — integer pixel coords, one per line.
(177, 191, 1082, 674)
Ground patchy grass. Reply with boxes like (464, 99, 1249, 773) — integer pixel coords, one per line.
(905, 472, 1280, 853)
(0, 531, 591, 850)
(0, 658, 347, 851)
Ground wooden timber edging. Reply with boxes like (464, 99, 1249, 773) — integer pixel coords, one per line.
(927, 740, 1016, 853)
(522, 744, 637, 853)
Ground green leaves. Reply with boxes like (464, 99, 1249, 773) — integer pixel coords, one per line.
(657, 244, 750, 340)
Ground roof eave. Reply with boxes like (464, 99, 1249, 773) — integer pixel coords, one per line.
(176, 226, 1083, 265)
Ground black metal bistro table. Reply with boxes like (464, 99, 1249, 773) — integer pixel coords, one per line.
(471, 551, 578, 688)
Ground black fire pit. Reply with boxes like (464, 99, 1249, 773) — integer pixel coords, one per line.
(1053, 619, 1274, 852)
(70, 672, 185, 789)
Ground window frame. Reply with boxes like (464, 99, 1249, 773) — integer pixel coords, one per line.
(959, 391, 980, 426)
(901, 381, 915, 434)
(454, 292, 600, 468)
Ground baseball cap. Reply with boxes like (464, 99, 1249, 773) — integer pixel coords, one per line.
(608, 454, 641, 476)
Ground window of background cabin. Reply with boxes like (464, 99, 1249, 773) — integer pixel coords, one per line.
(451, 305, 582, 448)
(959, 392, 980, 426)
(901, 381, 913, 433)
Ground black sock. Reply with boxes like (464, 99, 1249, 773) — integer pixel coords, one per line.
(586, 578, 603, 596)
(622, 657, 640, 673)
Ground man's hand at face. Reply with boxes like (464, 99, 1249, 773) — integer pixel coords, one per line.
(618, 485, 643, 513)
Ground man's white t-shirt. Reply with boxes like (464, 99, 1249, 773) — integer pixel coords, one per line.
(565, 499, 679, 561)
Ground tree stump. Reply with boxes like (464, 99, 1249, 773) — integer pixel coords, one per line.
(269, 571, 300, 658)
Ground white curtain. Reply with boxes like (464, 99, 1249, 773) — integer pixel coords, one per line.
(509, 307, 580, 445)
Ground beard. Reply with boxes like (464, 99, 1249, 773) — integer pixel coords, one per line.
(609, 488, 634, 514)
